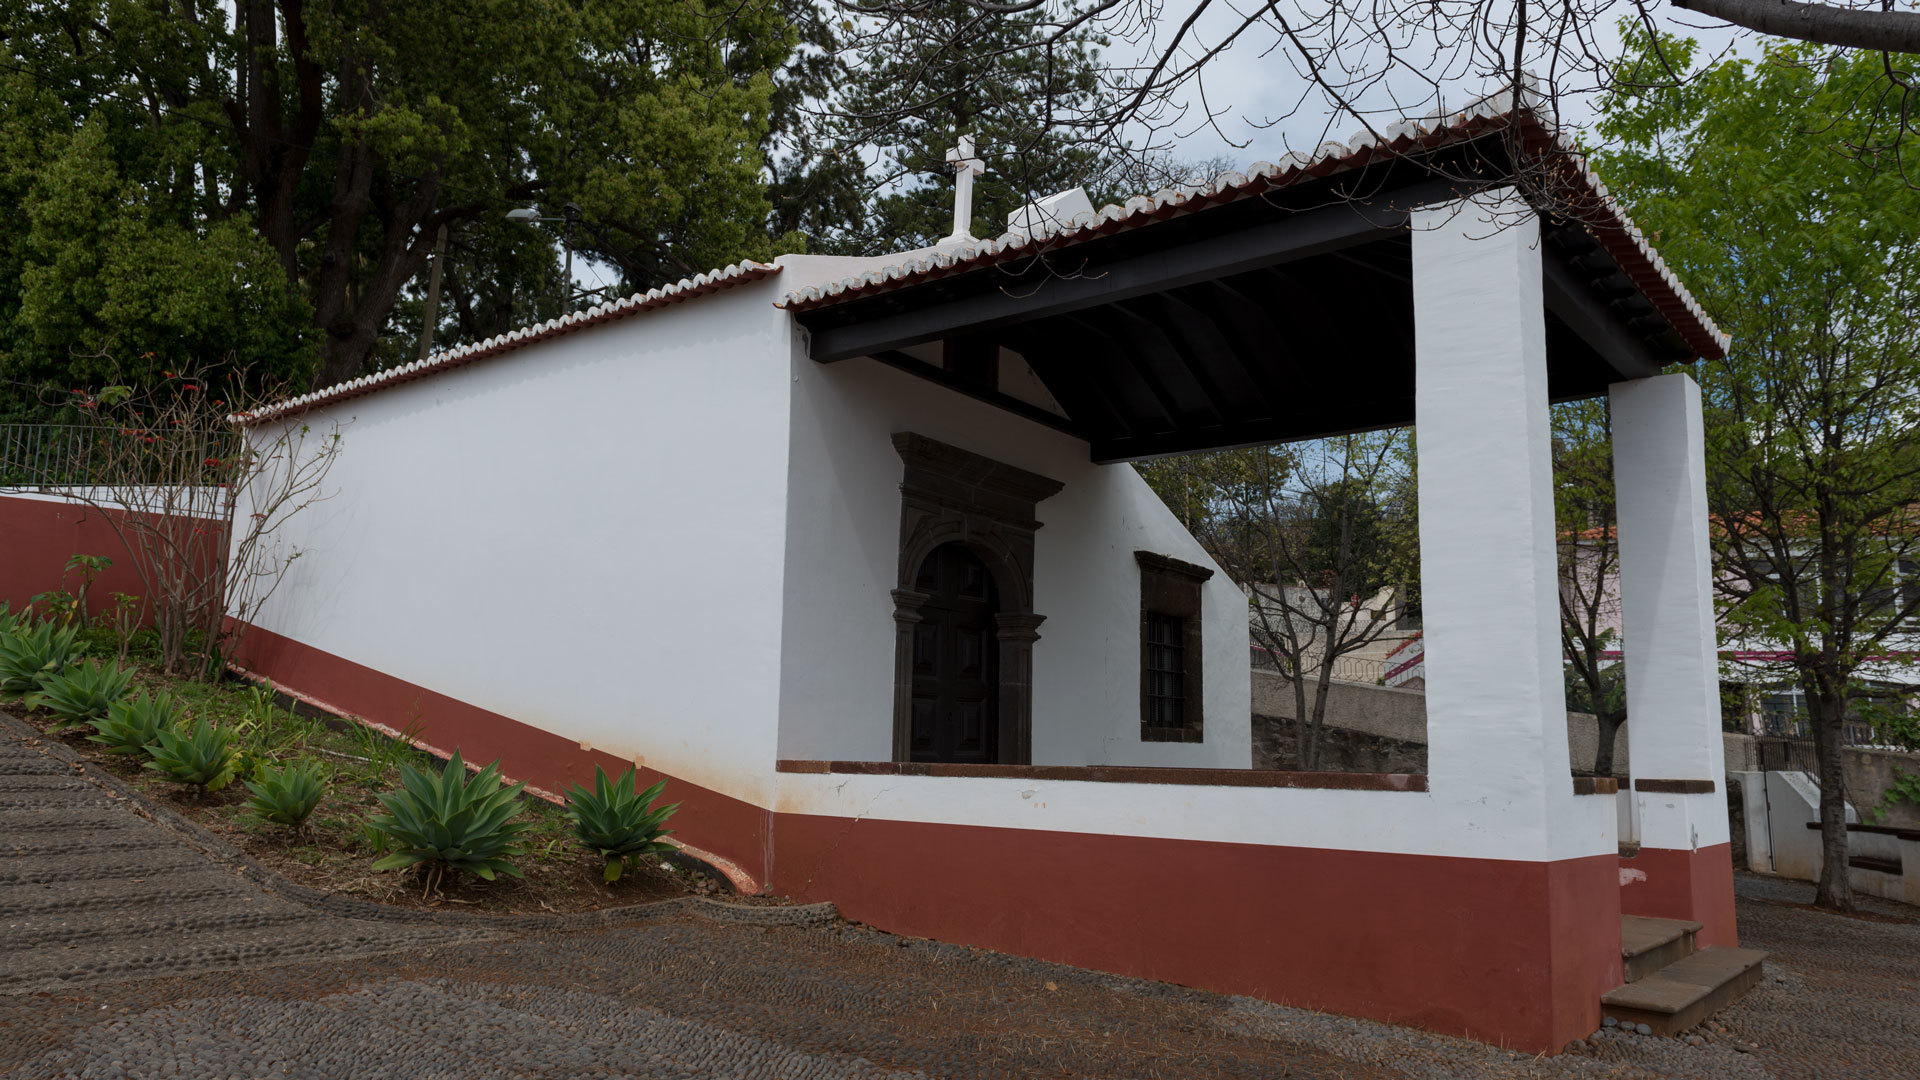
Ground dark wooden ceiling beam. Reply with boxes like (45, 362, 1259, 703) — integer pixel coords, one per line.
(1101, 302, 1234, 428)
(1053, 312, 1185, 433)
(868, 350, 1086, 438)
(1138, 290, 1276, 421)
(801, 179, 1465, 362)
(1177, 279, 1299, 408)
(1541, 256, 1666, 381)
(998, 325, 1135, 438)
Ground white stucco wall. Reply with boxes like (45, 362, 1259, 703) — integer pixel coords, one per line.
(242, 275, 798, 806)
(774, 256, 1250, 768)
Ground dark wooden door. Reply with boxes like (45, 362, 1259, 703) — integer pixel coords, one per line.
(910, 543, 1000, 763)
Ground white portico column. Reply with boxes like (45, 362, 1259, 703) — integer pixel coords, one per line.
(1412, 191, 1575, 821)
(1412, 192, 1621, 1044)
(1610, 372, 1737, 945)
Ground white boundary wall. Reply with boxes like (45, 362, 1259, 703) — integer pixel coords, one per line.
(243, 275, 798, 807)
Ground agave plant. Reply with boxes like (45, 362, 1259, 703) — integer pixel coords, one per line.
(0, 621, 81, 692)
(143, 719, 240, 794)
(26, 659, 135, 731)
(87, 692, 186, 755)
(244, 759, 329, 832)
(564, 766, 680, 882)
(370, 749, 531, 891)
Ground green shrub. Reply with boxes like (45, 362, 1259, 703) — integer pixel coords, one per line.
(26, 658, 135, 731)
(370, 749, 530, 887)
(86, 692, 186, 755)
(143, 719, 240, 793)
(243, 759, 329, 831)
(563, 766, 679, 882)
(0, 621, 81, 692)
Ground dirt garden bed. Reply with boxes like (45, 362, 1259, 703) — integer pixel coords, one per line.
(6, 655, 764, 916)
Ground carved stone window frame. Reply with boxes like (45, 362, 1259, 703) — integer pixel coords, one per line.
(1136, 550, 1212, 743)
(890, 433, 1064, 764)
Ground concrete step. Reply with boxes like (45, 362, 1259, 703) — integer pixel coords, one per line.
(1620, 914, 1701, 983)
(1602, 946, 1767, 1036)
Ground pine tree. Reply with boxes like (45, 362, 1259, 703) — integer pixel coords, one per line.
(822, 2, 1117, 253)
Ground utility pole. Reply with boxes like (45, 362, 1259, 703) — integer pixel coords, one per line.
(417, 224, 450, 361)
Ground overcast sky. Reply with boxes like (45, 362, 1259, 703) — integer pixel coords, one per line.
(1126, 0, 1759, 170)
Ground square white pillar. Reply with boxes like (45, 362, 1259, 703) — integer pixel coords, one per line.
(1412, 191, 1582, 856)
(1611, 373, 1730, 852)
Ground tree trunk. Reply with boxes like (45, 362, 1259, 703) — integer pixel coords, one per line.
(1593, 709, 1625, 778)
(1291, 661, 1313, 770)
(1810, 690, 1855, 911)
(1304, 665, 1337, 771)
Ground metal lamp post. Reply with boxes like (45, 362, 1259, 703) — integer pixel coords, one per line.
(506, 203, 584, 313)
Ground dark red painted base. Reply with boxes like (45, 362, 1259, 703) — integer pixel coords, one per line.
(0, 494, 159, 621)
(231, 624, 773, 883)
(1618, 844, 1738, 947)
(233, 623, 1625, 1053)
(770, 815, 1621, 1052)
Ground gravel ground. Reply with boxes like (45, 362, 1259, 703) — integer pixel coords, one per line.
(5, 717, 1916, 1079)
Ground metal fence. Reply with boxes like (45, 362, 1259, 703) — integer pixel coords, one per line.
(0, 423, 238, 487)
(0, 424, 105, 486)
(1250, 644, 1388, 685)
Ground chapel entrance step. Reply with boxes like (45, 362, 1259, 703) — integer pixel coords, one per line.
(1601, 947, 1768, 1036)
(1619, 914, 1702, 983)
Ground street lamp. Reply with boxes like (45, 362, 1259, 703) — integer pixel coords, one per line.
(506, 203, 584, 312)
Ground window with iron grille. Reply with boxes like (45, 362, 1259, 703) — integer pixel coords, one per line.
(1136, 551, 1211, 742)
(1145, 613, 1186, 728)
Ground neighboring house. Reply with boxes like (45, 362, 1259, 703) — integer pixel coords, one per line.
(192, 94, 1738, 1053)
(1557, 530, 1920, 741)
(1246, 583, 1420, 684)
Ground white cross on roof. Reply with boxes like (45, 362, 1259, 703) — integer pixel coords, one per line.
(943, 135, 985, 245)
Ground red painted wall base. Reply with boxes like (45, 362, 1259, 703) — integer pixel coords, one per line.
(231, 624, 774, 884)
(771, 814, 1623, 1052)
(1619, 844, 1738, 947)
(236, 624, 1628, 1053)
(0, 494, 153, 621)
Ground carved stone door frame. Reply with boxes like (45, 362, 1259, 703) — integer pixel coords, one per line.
(889, 433, 1064, 764)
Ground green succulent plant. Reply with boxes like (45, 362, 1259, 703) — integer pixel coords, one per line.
(143, 719, 240, 793)
(87, 692, 186, 755)
(563, 766, 680, 882)
(370, 749, 531, 888)
(0, 621, 81, 692)
(26, 658, 135, 731)
(244, 759, 329, 831)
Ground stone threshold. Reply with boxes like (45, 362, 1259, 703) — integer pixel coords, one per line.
(774, 759, 1428, 791)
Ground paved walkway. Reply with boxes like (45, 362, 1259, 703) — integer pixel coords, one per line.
(5, 717, 1917, 1079)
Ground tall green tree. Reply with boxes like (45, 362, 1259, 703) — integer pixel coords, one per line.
(1597, 33, 1920, 912)
(1, 0, 793, 402)
(821, 0, 1117, 253)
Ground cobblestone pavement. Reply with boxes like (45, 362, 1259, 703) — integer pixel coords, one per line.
(5, 721, 1916, 1078)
